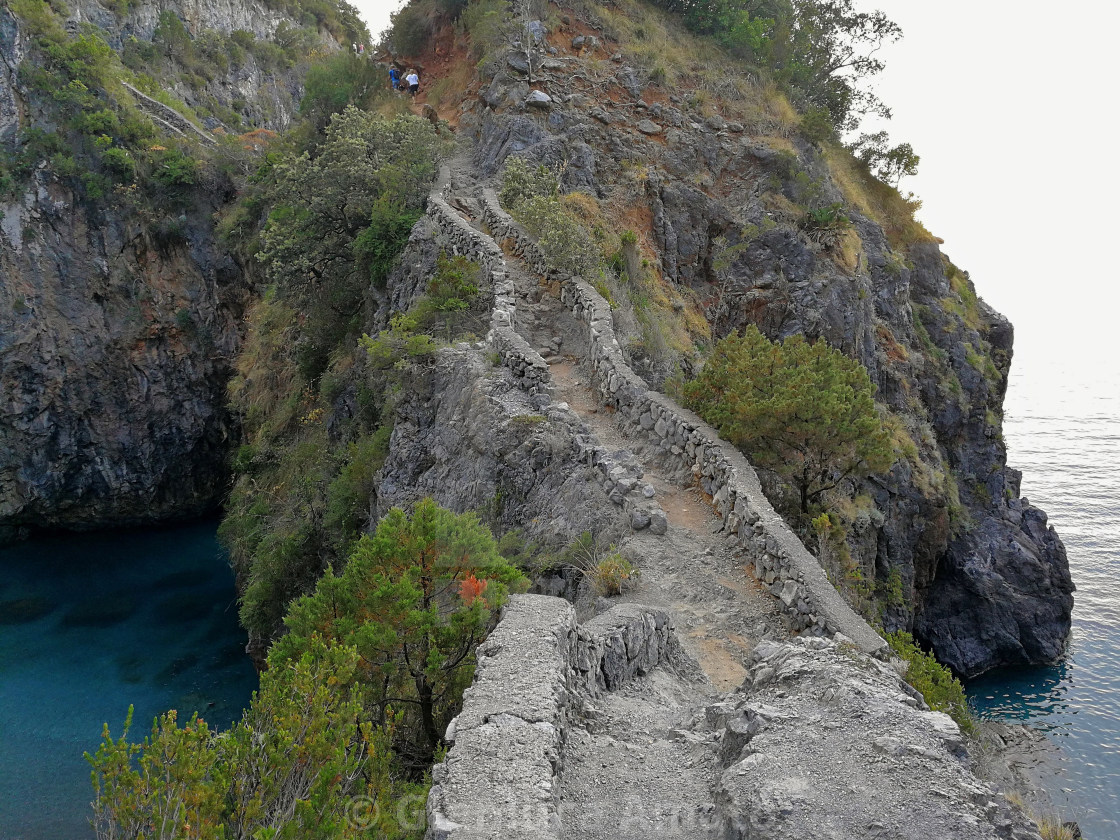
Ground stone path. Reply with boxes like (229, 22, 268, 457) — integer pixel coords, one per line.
(559, 671, 723, 840)
(442, 163, 792, 838)
(431, 157, 1048, 840)
(492, 237, 790, 690)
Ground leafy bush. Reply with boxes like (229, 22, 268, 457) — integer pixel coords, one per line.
(148, 147, 198, 188)
(426, 253, 481, 311)
(88, 636, 426, 840)
(352, 194, 424, 289)
(258, 107, 439, 380)
(497, 158, 600, 278)
(388, 0, 440, 55)
(460, 0, 506, 62)
(800, 201, 851, 249)
(498, 156, 558, 208)
(849, 129, 920, 186)
(515, 194, 602, 278)
(100, 146, 135, 178)
(886, 631, 975, 735)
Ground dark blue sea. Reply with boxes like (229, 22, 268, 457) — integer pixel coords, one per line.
(0, 520, 257, 839)
(967, 356, 1120, 837)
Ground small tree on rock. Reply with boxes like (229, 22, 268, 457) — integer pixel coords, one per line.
(684, 325, 894, 517)
(272, 498, 528, 767)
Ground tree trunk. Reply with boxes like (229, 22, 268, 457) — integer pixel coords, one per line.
(416, 675, 439, 760)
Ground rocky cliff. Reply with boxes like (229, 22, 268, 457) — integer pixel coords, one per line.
(0, 0, 353, 539)
(414, 0, 1072, 676)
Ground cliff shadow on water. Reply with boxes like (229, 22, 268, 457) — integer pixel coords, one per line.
(0, 519, 256, 840)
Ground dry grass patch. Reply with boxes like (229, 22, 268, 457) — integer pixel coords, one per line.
(822, 142, 934, 250)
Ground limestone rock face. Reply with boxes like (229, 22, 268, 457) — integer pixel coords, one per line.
(461, 43, 1072, 674)
(717, 637, 1044, 840)
(0, 173, 248, 536)
(917, 500, 1074, 677)
(375, 346, 628, 544)
(0, 0, 334, 538)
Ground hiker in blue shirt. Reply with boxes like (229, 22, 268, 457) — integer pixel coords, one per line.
(389, 65, 401, 91)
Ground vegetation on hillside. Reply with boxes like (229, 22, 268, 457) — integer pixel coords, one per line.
(886, 631, 975, 735)
(273, 499, 528, 767)
(498, 156, 707, 380)
(1, 0, 365, 208)
(73, 0, 1012, 826)
(38, 0, 504, 828)
(88, 637, 426, 840)
(219, 105, 450, 641)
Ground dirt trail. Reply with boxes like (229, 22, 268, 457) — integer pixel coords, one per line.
(504, 258, 789, 691)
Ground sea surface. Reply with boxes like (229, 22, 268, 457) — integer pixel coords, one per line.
(0, 520, 257, 839)
(966, 355, 1120, 837)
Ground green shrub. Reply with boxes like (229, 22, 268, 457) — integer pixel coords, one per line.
(426, 253, 480, 311)
(388, 1, 438, 55)
(352, 194, 423, 288)
(100, 146, 135, 178)
(515, 194, 601, 278)
(589, 552, 637, 596)
(886, 631, 975, 735)
(149, 147, 198, 188)
(799, 105, 835, 144)
(87, 637, 426, 840)
(498, 155, 558, 209)
(324, 429, 392, 541)
(460, 0, 505, 62)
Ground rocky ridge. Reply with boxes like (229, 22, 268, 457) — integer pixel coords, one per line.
(428, 595, 1045, 840)
(400, 156, 1049, 837)
(439, 14, 1073, 676)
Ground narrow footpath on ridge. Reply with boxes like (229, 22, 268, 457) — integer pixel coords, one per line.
(440, 154, 792, 838)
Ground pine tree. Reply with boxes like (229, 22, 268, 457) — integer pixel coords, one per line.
(685, 326, 894, 516)
(272, 498, 528, 767)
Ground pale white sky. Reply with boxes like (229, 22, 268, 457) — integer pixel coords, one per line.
(354, 0, 399, 42)
(862, 0, 1119, 373)
(352, 0, 1117, 371)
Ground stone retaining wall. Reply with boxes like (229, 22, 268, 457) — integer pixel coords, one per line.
(122, 82, 216, 146)
(426, 595, 678, 840)
(425, 177, 552, 396)
(478, 189, 886, 658)
(424, 180, 665, 525)
(572, 603, 678, 695)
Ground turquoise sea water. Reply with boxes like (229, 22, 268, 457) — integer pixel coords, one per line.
(0, 520, 257, 839)
(966, 357, 1120, 837)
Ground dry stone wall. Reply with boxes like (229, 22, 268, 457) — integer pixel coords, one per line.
(425, 173, 552, 396)
(426, 595, 679, 840)
(423, 176, 665, 528)
(477, 189, 886, 658)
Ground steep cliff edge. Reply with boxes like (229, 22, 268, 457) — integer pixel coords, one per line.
(0, 0, 359, 538)
(404, 0, 1072, 675)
